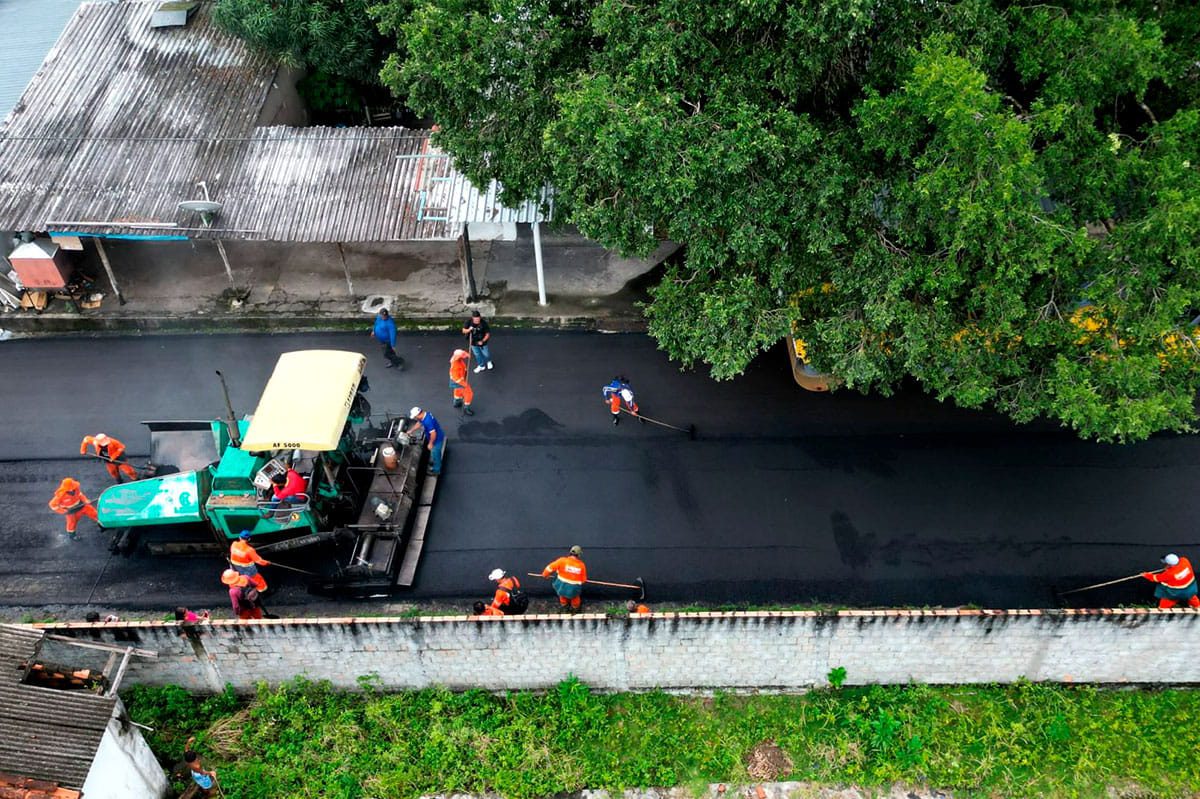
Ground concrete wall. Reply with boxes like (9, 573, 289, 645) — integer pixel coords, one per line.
(33, 608, 1200, 695)
(81, 699, 168, 799)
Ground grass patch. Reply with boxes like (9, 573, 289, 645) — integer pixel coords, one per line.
(123, 678, 1200, 799)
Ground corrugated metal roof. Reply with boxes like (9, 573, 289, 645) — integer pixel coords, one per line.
(0, 626, 115, 790)
(0, 0, 87, 124)
(0, 0, 551, 242)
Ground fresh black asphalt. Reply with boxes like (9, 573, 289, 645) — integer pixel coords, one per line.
(0, 330, 1195, 611)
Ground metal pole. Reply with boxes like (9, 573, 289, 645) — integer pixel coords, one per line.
(462, 223, 478, 302)
(532, 220, 547, 306)
(214, 238, 236, 288)
(93, 238, 126, 305)
(336, 242, 355, 296)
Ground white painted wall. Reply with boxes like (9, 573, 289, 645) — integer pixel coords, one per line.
(81, 700, 167, 799)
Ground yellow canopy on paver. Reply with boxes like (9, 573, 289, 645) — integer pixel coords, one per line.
(241, 350, 365, 452)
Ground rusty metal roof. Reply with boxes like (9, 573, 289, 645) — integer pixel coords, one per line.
(0, 626, 115, 790)
(0, 1, 550, 242)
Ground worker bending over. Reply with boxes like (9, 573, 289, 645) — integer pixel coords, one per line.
(449, 349, 475, 415)
(1142, 553, 1200, 608)
(49, 478, 98, 539)
(410, 407, 445, 475)
(602, 376, 639, 425)
(487, 568, 527, 615)
(543, 545, 587, 611)
(80, 433, 137, 482)
(230, 530, 270, 591)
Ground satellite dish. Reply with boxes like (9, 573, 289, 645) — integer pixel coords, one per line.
(178, 200, 222, 214)
(177, 199, 222, 227)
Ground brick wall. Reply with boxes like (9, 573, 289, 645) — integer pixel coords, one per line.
(32, 608, 1200, 694)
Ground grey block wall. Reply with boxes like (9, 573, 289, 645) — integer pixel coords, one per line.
(31, 608, 1200, 694)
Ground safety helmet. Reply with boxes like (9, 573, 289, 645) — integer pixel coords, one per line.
(569, 545, 583, 557)
(488, 568, 505, 582)
(239, 530, 252, 540)
(59, 477, 80, 491)
(1163, 553, 1181, 566)
(410, 406, 422, 419)
(221, 569, 241, 586)
(94, 433, 110, 445)
(451, 349, 469, 361)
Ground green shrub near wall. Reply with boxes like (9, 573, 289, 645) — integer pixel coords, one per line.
(125, 677, 1200, 799)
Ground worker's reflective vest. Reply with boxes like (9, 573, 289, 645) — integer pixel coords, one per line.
(493, 576, 520, 607)
(1151, 558, 1196, 590)
(543, 556, 587, 585)
(230, 540, 268, 568)
(450, 359, 469, 386)
(50, 486, 88, 513)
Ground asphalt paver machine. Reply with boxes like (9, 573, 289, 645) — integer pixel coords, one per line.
(95, 350, 438, 595)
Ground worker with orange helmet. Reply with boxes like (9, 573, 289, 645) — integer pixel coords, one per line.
(48, 478, 98, 539)
(542, 545, 587, 610)
(229, 530, 270, 591)
(1142, 553, 1200, 608)
(80, 433, 137, 482)
(449, 349, 475, 415)
(222, 569, 264, 620)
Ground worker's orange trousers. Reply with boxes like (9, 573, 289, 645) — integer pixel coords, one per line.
(1158, 596, 1200, 609)
(105, 461, 138, 481)
(558, 595, 582, 609)
(64, 504, 99, 533)
(452, 382, 474, 406)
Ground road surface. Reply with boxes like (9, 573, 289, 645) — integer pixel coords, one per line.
(0, 331, 1195, 611)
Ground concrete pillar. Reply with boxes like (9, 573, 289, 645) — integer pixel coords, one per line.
(533, 220, 546, 306)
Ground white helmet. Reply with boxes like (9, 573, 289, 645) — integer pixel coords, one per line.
(1163, 553, 1180, 566)
(409, 406, 422, 419)
(94, 433, 110, 445)
(451, 349, 469, 361)
(488, 568, 505, 581)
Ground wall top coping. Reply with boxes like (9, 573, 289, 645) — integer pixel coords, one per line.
(20, 606, 1199, 633)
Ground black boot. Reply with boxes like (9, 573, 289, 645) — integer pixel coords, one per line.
(612, 415, 620, 426)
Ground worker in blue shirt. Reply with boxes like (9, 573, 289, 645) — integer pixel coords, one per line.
(369, 308, 404, 369)
(410, 407, 445, 475)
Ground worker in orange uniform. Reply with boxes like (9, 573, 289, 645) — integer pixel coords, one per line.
(449, 349, 475, 415)
(222, 569, 264, 620)
(487, 568, 527, 615)
(229, 530, 270, 591)
(626, 600, 651, 615)
(1142, 553, 1200, 608)
(49, 478, 98, 539)
(80, 433, 137, 482)
(542, 545, 587, 610)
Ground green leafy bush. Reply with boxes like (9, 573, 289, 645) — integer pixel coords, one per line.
(124, 679, 1200, 799)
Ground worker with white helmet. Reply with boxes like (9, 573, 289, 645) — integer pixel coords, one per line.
(80, 432, 137, 482)
(1142, 553, 1200, 608)
(409, 406, 445, 476)
(487, 568, 527, 615)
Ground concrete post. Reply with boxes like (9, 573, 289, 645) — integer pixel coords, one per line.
(533, 220, 546, 306)
(92, 238, 126, 305)
(214, 238, 236, 288)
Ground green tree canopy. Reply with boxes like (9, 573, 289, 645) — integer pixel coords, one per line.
(214, 0, 389, 85)
(379, 0, 1200, 440)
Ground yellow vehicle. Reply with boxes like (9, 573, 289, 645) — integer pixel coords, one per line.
(97, 350, 439, 595)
